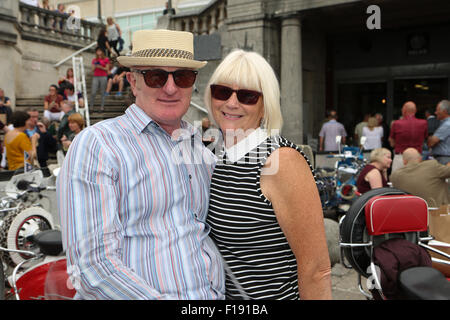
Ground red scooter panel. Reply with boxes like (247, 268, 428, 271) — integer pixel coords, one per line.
(365, 195, 428, 236)
(15, 258, 76, 300)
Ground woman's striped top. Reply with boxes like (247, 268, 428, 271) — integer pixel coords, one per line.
(206, 132, 315, 300)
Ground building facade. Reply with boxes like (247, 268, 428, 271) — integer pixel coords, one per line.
(168, 0, 450, 146)
(4, 0, 450, 147)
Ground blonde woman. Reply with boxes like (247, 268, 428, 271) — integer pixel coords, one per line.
(361, 116, 383, 151)
(356, 147, 392, 194)
(204, 49, 332, 300)
(106, 17, 122, 56)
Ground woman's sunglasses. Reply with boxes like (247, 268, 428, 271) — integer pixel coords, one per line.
(133, 69, 198, 88)
(210, 84, 262, 105)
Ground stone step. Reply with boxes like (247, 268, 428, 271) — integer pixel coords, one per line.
(14, 96, 128, 124)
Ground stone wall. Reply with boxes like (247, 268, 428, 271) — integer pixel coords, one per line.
(0, 2, 101, 107)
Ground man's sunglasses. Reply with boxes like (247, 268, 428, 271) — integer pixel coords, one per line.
(133, 69, 198, 88)
(210, 84, 262, 105)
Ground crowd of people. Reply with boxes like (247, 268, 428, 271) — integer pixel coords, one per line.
(0, 80, 86, 172)
(332, 100, 450, 206)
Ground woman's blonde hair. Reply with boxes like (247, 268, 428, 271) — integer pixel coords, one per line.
(68, 112, 85, 130)
(204, 49, 283, 133)
(369, 147, 391, 163)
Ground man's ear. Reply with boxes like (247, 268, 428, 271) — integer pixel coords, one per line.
(127, 72, 138, 96)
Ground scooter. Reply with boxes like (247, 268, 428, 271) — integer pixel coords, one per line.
(316, 136, 367, 220)
(0, 229, 75, 300)
(339, 187, 450, 300)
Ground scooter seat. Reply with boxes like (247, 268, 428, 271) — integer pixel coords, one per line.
(399, 267, 450, 300)
(30, 229, 63, 256)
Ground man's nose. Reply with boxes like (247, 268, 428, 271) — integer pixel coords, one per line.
(162, 74, 178, 94)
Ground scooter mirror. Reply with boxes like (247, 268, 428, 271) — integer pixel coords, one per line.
(360, 136, 367, 146)
(336, 135, 342, 144)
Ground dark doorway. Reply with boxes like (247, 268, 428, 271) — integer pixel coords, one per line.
(337, 82, 387, 146)
(393, 78, 448, 120)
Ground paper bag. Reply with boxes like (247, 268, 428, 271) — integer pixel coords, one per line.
(428, 205, 450, 243)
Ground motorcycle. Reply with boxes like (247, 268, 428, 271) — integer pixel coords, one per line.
(0, 166, 74, 300)
(0, 171, 56, 274)
(0, 229, 75, 300)
(339, 187, 450, 300)
(315, 136, 367, 220)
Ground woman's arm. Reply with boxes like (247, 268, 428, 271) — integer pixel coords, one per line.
(260, 147, 332, 299)
(365, 167, 383, 189)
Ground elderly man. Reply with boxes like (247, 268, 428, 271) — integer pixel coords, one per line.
(319, 110, 347, 152)
(428, 100, 450, 165)
(57, 30, 224, 300)
(390, 147, 450, 206)
(388, 101, 428, 172)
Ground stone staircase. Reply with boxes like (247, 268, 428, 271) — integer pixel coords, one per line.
(14, 94, 129, 125)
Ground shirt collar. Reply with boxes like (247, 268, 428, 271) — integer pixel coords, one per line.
(224, 127, 268, 162)
(125, 104, 197, 140)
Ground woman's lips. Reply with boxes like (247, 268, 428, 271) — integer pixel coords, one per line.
(222, 112, 242, 120)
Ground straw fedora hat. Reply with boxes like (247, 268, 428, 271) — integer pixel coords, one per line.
(117, 29, 207, 69)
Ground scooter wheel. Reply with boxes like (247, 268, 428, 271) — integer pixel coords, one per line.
(0, 207, 54, 268)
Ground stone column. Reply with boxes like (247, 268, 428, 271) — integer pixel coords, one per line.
(280, 16, 303, 145)
(0, 0, 21, 109)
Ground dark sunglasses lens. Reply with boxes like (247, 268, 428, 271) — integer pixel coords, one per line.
(173, 70, 197, 88)
(237, 90, 261, 105)
(144, 70, 168, 88)
(211, 85, 233, 101)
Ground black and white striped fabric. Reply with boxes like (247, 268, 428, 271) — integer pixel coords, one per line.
(206, 135, 315, 300)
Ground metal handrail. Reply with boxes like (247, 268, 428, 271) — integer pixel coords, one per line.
(54, 41, 97, 68)
(190, 101, 208, 114)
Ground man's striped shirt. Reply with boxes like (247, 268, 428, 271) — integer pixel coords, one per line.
(57, 104, 225, 300)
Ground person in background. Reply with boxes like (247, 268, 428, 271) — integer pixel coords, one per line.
(64, 83, 84, 108)
(5, 111, 39, 171)
(390, 147, 450, 207)
(163, 1, 176, 15)
(375, 112, 391, 150)
(361, 116, 383, 151)
(105, 62, 129, 97)
(389, 101, 427, 172)
(354, 113, 369, 146)
(44, 84, 64, 121)
(200, 116, 215, 148)
(106, 17, 122, 56)
(25, 108, 58, 169)
(40, 0, 52, 10)
(90, 47, 110, 112)
(204, 49, 332, 300)
(425, 108, 440, 136)
(59, 67, 74, 85)
(356, 147, 392, 194)
(319, 110, 347, 152)
(428, 100, 450, 165)
(60, 113, 84, 152)
(0, 88, 12, 125)
(57, 100, 76, 143)
(97, 27, 114, 58)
